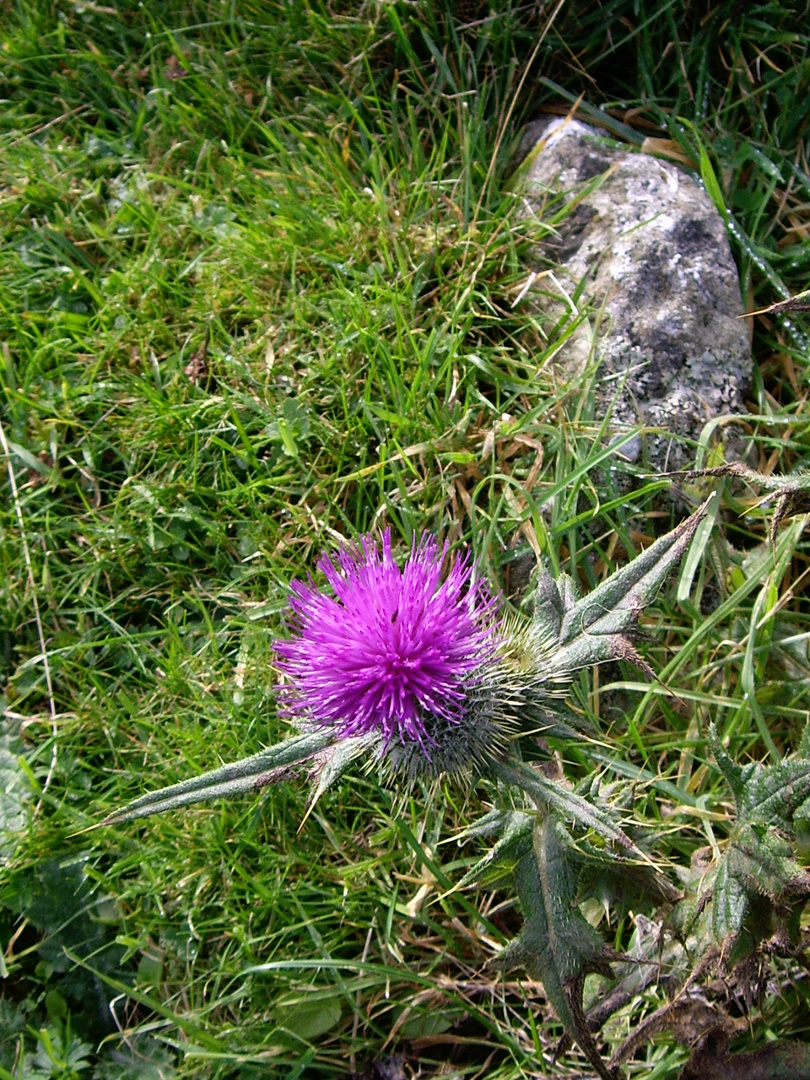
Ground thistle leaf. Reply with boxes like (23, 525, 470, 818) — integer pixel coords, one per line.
(687, 462, 810, 541)
(100, 728, 335, 826)
(684, 728, 810, 945)
(493, 759, 640, 854)
(710, 842, 756, 945)
(538, 497, 714, 679)
(713, 822, 803, 943)
(300, 732, 380, 827)
(500, 813, 618, 1080)
(454, 806, 525, 841)
(455, 810, 535, 890)
(742, 287, 810, 317)
(710, 725, 810, 828)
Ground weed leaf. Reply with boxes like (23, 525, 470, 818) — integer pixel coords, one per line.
(100, 728, 335, 826)
(501, 813, 618, 1080)
(687, 463, 810, 541)
(541, 498, 715, 679)
(681, 728, 810, 947)
(455, 809, 535, 890)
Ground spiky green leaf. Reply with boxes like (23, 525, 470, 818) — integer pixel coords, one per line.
(493, 758, 640, 854)
(536, 498, 714, 679)
(689, 462, 810, 541)
(500, 813, 617, 1080)
(455, 810, 535, 890)
(677, 729, 810, 946)
(301, 732, 380, 824)
(100, 728, 335, 826)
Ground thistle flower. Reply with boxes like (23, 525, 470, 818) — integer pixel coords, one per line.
(276, 531, 503, 773)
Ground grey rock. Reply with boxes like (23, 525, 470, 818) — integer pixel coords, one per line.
(520, 118, 752, 472)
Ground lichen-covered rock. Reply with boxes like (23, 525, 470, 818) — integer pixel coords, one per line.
(521, 118, 752, 472)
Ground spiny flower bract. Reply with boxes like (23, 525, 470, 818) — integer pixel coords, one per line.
(276, 531, 501, 758)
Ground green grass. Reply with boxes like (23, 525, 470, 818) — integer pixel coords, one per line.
(1, 1, 810, 1078)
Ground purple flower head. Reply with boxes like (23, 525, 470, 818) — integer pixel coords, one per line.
(276, 531, 501, 756)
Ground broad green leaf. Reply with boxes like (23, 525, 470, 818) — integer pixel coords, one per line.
(272, 998, 342, 1041)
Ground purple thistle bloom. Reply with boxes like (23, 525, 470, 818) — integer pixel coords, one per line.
(276, 531, 501, 753)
